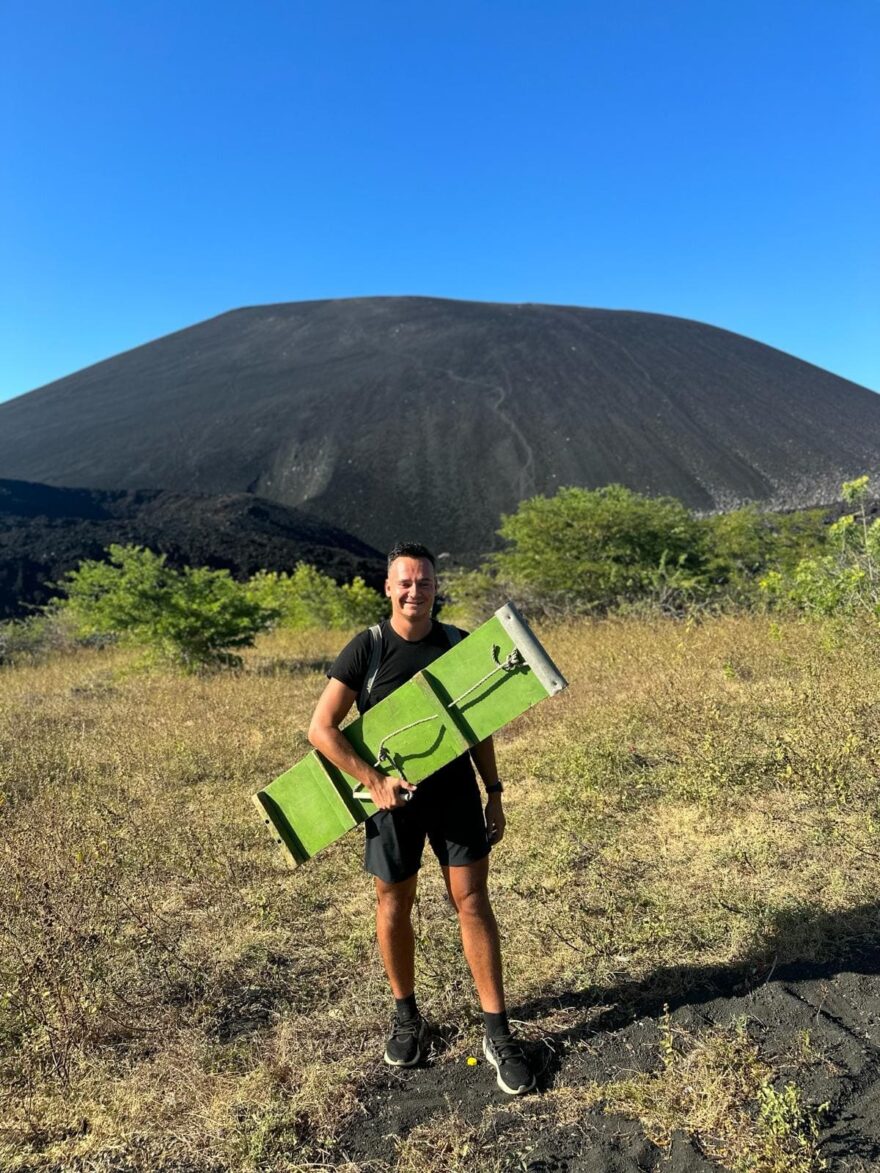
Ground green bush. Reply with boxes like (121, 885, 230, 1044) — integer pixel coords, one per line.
(0, 611, 90, 665)
(245, 564, 386, 630)
(441, 485, 838, 619)
(337, 575, 388, 627)
(760, 477, 880, 616)
(437, 566, 509, 626)
(55, 545, 276, 669)
(491, 484, 704, 613)
(699, 505, 828, 602)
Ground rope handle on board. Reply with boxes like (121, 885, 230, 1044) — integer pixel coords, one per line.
(350, 646, 525, 804)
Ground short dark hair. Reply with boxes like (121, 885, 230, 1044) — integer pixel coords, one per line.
(387, 542, 436, 572)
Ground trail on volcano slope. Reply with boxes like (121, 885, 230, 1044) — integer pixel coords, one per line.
(441, 360, 537, 504)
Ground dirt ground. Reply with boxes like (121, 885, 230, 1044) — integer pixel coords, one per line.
(338, 943, 880, 1171)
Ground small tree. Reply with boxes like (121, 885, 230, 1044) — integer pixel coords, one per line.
(56, 545, 276, 669)
(493, 484, 703, 613)
(759, 477, 880, 616)
(700, 505, 829, 602)
(246, 564, 386, 629)
(336, 575, 388, 627)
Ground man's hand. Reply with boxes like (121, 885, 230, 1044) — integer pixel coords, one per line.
(485, 794, 506, 844)
(310, 680, 415, 810)
(368, 771, 416, 811)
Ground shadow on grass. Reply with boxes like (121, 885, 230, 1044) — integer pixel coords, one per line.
(513, 901, 880, 1040)
(507, 897, 880, 1147)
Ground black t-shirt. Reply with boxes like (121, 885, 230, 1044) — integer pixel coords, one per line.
(328, 619, 476, 789)
(329, 619, 467, 712)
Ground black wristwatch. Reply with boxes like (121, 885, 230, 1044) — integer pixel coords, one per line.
(484, 781, 504, 795)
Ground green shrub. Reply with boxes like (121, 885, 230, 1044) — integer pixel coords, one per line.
(760, 476, 880, 617)
(337, 574, 388, 627)
(0, 611, 93, 665)
(246, 564, 386, 630)
(442, 485, 838, 619)
(489, 484, 703, 614)
(437, 567, 509, 626)
(55, 544, 276, 669)
(700, 505, 828, 601)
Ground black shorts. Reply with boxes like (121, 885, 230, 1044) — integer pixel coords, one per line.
(364, 771, 491, 884)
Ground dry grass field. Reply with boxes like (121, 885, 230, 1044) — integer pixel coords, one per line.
(3, 615, 880, 1171)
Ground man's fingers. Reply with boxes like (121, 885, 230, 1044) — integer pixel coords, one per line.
(361, 776, 414, 810)
(379, 782, 415, 809)
(486, 803, 506, 845)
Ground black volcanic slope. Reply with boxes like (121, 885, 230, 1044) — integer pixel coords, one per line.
(1, 297, 878, 556)
(0, 478, 384, 621)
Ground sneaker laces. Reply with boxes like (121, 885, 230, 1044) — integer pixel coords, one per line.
(491, 1033, 526, 1063)
(391, 1014, 422, 1038)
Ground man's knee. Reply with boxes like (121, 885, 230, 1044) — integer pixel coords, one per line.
(375, 876, 417, 922)
(450, 873, 493, 920)
(457, 891, 493, 921)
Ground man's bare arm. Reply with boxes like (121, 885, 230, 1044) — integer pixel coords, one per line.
(470, 735, 506, 844)
(470, 735, 500, 788)
(308, 678, 413, 810)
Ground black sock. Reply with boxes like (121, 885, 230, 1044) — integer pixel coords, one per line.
(483, 1009, 510, 1038)
(395, 993, 419, 1022)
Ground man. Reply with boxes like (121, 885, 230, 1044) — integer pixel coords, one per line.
(308, 542, 535, 1096)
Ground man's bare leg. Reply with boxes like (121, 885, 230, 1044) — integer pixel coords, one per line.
(444, 857, 534, 1094)
(375, 873, 428, 1066)
(443, 857, 505, 1012)
(374, 873, 419, 997)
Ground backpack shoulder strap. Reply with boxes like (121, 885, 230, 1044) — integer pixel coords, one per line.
(359, 624, 383, 712)
(442, 623, 463, 648)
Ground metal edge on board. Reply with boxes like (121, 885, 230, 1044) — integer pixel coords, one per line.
(495, 601, 568, 696)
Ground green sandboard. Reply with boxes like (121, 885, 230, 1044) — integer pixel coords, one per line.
(253, 602, 567, 865)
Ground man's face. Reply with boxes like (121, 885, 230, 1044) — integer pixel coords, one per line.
(385, 556, 437, 622)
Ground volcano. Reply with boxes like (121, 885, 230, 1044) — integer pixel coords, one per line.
(1, 297, 878, 556)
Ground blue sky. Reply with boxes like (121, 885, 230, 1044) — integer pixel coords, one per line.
(2, 0, 878, 402)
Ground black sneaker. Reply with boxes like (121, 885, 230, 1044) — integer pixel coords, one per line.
(482, 1032, 536, 1095)
(383, 1014, 427, 1067)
